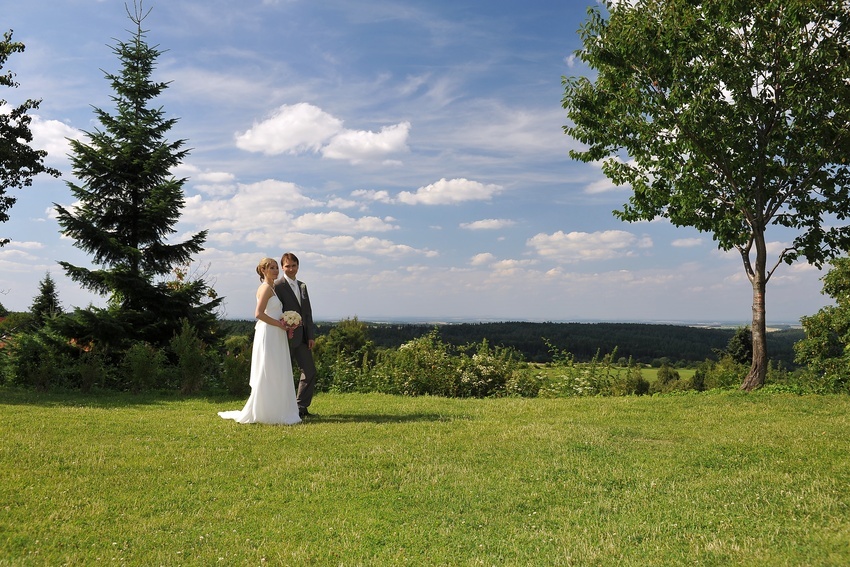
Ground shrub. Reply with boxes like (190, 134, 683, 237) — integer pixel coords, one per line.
(377, 330, 460, 396)
(609, 359, 650, 396)
(539, 344, 622, 397)
(6, 332, 58, 390)
(701, 355, 747, 390)
(455, 340, 526, 398)
(220, 335, 251, 396)
(75, 349, 109, 392)
(170, 319, 208, 395)
(121, 342, 166, 393)
(505, 367, 543, 397)
(650, 363, 683, 394)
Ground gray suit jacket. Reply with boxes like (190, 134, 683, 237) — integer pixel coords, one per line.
(274, 278, 315, 346)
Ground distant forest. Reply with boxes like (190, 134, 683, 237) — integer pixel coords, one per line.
(221, 320, 804, 367)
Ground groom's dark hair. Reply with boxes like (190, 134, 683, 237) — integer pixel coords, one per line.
(281, 252, 299, 265)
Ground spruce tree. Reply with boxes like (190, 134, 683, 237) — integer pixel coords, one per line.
(30, 272, 62, 326)
(54, 3, 221, 349)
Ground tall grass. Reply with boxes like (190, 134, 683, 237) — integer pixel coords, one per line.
(1, 389, 848, 565)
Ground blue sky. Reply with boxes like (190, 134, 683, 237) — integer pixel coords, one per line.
(0, 0, 830, 323)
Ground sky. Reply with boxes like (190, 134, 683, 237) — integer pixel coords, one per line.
(0, 0, 833, 324)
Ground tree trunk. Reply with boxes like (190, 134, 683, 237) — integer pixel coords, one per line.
(741, 247, 768, 391)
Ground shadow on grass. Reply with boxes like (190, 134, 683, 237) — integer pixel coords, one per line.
(300, 412, 463, 424)
(0, 387, 227, 408)
(0, 389, 472, 424)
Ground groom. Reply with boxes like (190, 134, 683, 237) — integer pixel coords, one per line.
(275, 252, 318, 419)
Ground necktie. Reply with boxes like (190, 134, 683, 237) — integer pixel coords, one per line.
(290, 280, 301, 305)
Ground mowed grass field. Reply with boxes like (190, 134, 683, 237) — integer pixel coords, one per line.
(1, 389, 848, 566)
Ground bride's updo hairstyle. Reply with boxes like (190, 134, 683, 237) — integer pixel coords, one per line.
(256, 257, 277, 281)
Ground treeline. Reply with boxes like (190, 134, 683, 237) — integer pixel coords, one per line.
(220, 320, 804, 367)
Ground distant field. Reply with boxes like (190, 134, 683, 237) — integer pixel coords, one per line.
(2, 389, 848, 565)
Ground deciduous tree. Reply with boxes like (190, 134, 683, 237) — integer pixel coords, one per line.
(0, 30, 60, 246)
(563, 0, 850, 390)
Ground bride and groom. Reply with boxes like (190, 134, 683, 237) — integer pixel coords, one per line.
(218, 253, 318, 425)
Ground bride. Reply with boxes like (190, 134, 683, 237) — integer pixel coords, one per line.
(219, 258, 302, 425)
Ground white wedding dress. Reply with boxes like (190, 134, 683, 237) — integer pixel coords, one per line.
(218, 292, 301, 425)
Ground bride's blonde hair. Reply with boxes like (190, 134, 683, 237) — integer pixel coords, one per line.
(256, 257, 277, 281)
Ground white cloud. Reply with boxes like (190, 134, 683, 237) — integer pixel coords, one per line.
(322, 121, 410, 164)
(326, 196, 358, 209)
(235, 103, 343, 155)
(398, 178, 503, 205)
(291, 212, 398, 233)
(460, 218, 516, 230)
(351, 189, 394, 203)
(196, 171, 236, 184)
(235, 103, 409, 164)
(28, 114, 82, 166)
(671, 238, 703, 248)
(182, 179, 321, 235)
(321, 235, 436, 257)
(470, 252, 495, 266)
(527, 230, 653, 262)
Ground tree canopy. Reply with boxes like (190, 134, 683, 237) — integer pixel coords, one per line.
(0, 30, 61, 246)
(563, 0, 850, 389)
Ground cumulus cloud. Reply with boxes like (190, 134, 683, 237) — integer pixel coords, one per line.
(321, 235, 437, 257)
(460, 218, 516, 230)
(196, 171, 236, 184)
(527, 230, 653, 262)
(671, 238, 703, 248)
(27, 113, 82, 167)
(182, 179, 321, 234)
(235, 102, 410, 164)
(321, 122, 410, 163)
(291, 212, 398, 233)
(470, 252, 495, 266)
(351, 189, 394, 203)
(398, 178, 503, 205)
(235, 103, 343, 155)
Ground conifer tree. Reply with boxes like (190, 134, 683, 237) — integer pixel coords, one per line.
(30, 272, 62, 326)
(54, 3, 221, 349)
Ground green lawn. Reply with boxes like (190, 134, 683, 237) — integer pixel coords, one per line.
(1, 389, 848, 565)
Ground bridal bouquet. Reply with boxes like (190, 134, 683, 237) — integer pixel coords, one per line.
(281, 310, 302, 338)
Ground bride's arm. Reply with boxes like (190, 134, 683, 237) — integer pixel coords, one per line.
(255, 284, 286, 328)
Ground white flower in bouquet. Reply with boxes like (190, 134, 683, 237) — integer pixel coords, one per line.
(281, 310, 302, 338)
(282, 311, 302, 327)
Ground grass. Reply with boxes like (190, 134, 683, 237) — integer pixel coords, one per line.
(1, 389, 849, 566)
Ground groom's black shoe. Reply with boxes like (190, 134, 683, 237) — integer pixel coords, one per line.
(299, 408, 314, 419)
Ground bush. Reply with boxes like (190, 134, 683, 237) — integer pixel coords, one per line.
(75, 349, 109, 392)
(609, 360, 650, 396)
(650, 363, 683, 394)
(385, 331, 459, 396)
(220, 335, 251, 396)
(701, 355, 747, 390)
(6, 332, 58, 390)
(121, 342, 166, 393)
(170, 319, 208, 395)
(505, 366, 543, 397)
(539, 344, 623, 397)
